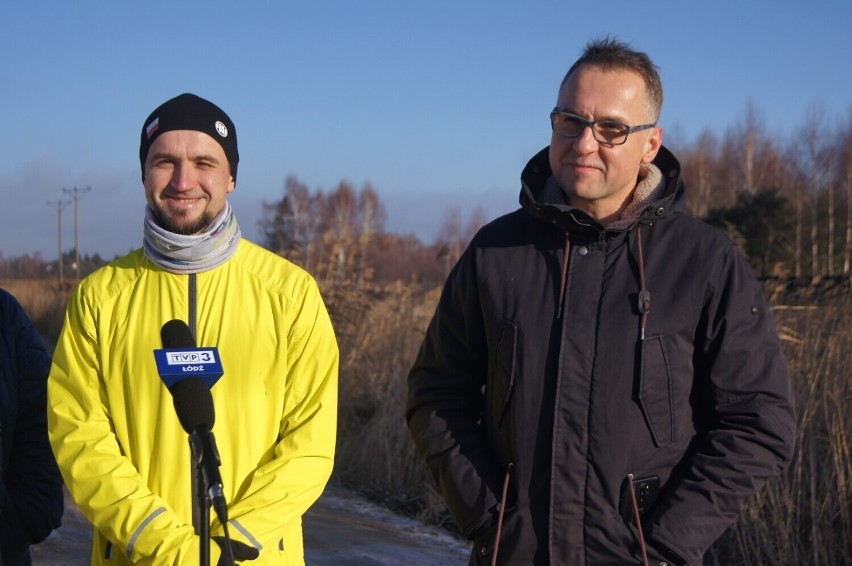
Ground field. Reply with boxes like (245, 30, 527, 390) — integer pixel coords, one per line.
(4, 276, 850, 565)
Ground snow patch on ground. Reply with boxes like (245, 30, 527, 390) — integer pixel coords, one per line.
(31, 484, 471, 565)
(303, 484, 471, 565)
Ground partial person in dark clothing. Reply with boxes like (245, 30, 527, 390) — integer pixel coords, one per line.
(406, 38, 796, 565)
(0, 288, 64, 565)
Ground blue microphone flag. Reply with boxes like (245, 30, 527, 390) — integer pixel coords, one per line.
(156, 319, 223, 388)
(154, 347, 224, 388)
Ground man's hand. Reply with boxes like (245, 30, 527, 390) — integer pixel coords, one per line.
(213, 536, 260, 564)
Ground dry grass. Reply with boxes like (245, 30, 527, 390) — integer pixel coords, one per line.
(1, 279, 72, 348)
(8, 276, 852, 561)
(705, 285, 852, 564)
(325, 279, 852, 562)
(322, 282, 453, 526)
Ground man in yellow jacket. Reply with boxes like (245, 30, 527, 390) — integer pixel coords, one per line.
(48, 93, 339, 565)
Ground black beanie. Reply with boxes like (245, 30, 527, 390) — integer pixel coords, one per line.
(139, 93, 239, 182)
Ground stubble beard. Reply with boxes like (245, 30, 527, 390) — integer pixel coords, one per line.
(151, 205, 214, 236)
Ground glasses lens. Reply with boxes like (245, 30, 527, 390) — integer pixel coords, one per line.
(593, 121, 629, 144)
(551, 113, 585, 137)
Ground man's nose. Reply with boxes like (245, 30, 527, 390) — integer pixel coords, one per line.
(170, 162, 195, 190)
(574, 124, 599, 153)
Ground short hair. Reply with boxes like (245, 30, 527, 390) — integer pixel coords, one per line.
(561, 37, 663, 121)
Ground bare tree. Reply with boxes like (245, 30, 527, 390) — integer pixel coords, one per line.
(777, 142, 807, 278)
(436, 207, 464, 274)
(464, 205, 488, 243)
(680, 129, 719, 217)
(355, 183, 387, 286)
(739, 101, 761, 193)
(799, 104, 831, 276)
(260, 176, 317, 268)
(841, 108, 852, 275)
(827, 166, 836, 275)
(325, 182, 358, 283)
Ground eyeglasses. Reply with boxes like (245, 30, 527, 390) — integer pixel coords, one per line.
(550, 109, 656, 146)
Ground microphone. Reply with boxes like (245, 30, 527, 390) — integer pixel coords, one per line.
(161, 318, 197, 350)
(159, 320, 229, 525)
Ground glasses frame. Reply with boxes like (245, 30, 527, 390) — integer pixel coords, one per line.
(550, 109, 657, 146)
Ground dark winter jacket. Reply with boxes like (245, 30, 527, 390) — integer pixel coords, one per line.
(407, 146, 796, 565)
(0, 288, 64, 565)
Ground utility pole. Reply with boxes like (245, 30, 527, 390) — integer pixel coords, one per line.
(47, 199, 72, 285)
(63, 186, 91, 280)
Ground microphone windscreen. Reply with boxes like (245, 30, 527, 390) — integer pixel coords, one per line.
(161, 319, 195, 349)
(170, 377, 215, 431)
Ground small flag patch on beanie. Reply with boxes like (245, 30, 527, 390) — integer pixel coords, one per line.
(146, 117, 160, 139)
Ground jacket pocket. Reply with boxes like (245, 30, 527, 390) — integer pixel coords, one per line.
(487, 320, 517, 429)
(470, 523, 497, 565)
(638, 335, 676, 446)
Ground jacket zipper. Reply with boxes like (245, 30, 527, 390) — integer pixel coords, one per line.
(188, 273, 198, 342)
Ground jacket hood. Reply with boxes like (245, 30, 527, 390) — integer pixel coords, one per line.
(519, 145, 685, 232)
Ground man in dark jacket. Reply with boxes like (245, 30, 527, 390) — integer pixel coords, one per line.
(0, 288, 64, 565)
(406, 38, 796, 565)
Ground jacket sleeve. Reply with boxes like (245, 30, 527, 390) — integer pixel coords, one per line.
(208, 277, 339, 552)
(0, 292, 64, 553)
(645, 247, 797, 564)
(49, 288, 215, 565)
(406, 245, 506, 539)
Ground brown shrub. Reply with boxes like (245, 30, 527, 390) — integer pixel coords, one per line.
(1, 279, 72, 349)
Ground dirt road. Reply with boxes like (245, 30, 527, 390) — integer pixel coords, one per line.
(29, 485, 469, 565)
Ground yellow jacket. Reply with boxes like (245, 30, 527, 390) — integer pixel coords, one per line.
(48, 240, 338, 565)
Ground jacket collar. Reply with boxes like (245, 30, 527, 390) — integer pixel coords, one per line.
(519, 145, 684, 233)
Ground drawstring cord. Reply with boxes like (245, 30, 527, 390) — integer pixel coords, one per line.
(635, 226, 651, 341)
(557, 234, 571, 319)
(628, 473, 651, 566)
(635, 226, 661, 565)
(491, 463, 513, 566)
(559, 226, 650, 333)
(632, 226, 654, 565)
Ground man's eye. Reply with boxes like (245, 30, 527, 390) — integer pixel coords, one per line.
(558, 116, 583, 130)
(598, 122, 626, 134)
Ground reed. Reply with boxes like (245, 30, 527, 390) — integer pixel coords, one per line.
(1, 279, 72, 348)
(705, 289, 852, 564)
(8, 277, 851, 561)
(328, 280, 852, 562)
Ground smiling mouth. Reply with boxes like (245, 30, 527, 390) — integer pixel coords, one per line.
(165, 194, 203, 205)
(570, 163, 601, 173)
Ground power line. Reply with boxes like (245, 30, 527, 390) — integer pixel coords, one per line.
(46, 199, 72, 285)
(62, 186, 91, 280)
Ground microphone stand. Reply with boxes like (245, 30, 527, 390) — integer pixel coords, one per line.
(189, 431, 211, 566)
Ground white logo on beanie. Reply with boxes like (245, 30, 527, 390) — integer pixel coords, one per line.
(215, 121, 228, 138)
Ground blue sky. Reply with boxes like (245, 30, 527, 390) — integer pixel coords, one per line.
(2, 1, 850, 260)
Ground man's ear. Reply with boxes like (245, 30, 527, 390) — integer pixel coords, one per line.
(228, 176, 236, 193)
(641, 126, 663, 164)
